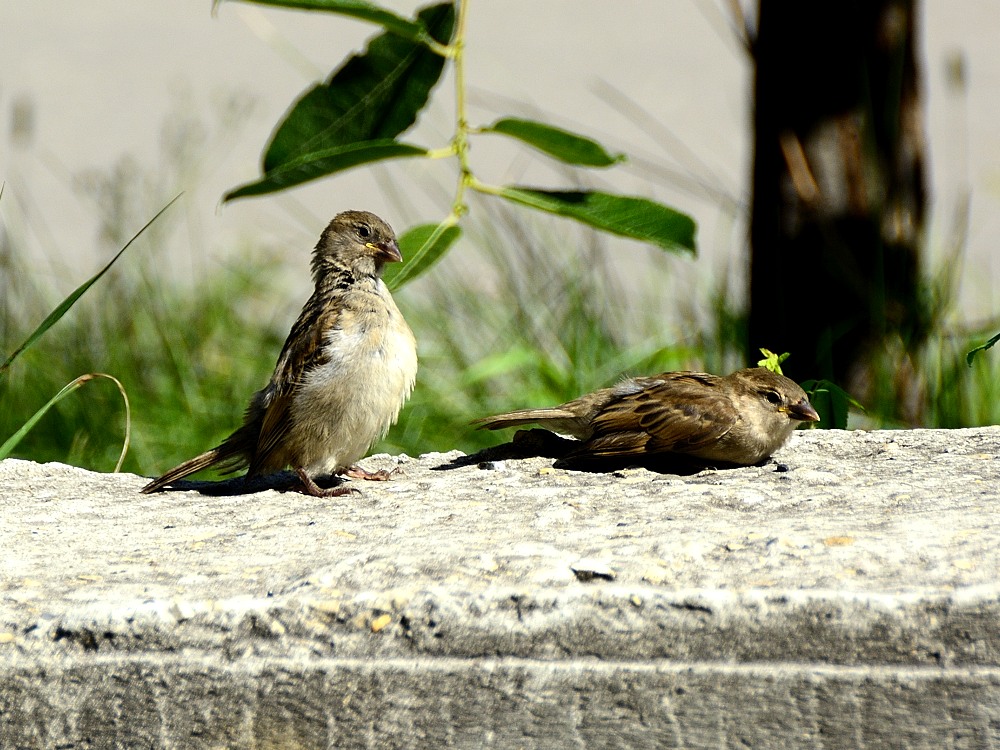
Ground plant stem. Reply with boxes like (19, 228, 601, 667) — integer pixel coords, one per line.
(449, 0, 471, 221)
(468, 175, 502, 196)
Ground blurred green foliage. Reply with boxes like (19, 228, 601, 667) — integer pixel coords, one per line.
(4, 194, 998, 478)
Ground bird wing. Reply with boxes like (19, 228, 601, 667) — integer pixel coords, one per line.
(472, 386, 618, 439)
(249, 291, 338, 474)
(473, 407, 590, 436)
(576, 372, 739, 459)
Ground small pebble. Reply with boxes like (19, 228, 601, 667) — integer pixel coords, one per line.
(571, 558, 616, 582)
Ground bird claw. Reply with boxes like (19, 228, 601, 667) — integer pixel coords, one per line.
(294, 467, 360, 497)
(341, 465, 400, 481)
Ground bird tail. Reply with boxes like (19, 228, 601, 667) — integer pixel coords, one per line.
(141, 448, 226, 494)
(472, 408, 578, 431)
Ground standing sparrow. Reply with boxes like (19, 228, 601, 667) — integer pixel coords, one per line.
(142, 210, 417, 496)
(474, 367, 819, 466)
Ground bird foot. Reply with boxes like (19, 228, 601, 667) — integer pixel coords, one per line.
(294, 468, 360, 497)
(341, 465, 399, 481)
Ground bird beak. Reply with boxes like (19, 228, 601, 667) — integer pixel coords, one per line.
(783, 398, 820, 423)
(367, 239, 403, 264)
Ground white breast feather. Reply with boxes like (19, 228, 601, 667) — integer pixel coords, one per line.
(291, 284, 416, 475)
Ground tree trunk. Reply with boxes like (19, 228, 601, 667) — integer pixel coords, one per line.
(748, 0, 928, 417)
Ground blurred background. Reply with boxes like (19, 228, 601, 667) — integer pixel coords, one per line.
(2, 1, 998, 476)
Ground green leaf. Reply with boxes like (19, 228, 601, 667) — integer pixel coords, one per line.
(228, 0, 434, 44)
(225, 140, 426, 200)
(261, 2, 454, 173)
(384, 221, 462, 290)
(757, 348, 790, 375)
(493, 187, 696, 254)
(1, 195, 181, 376)
(966, 331, 1000, 365)
(799, 379, 862, 430)
(483, 118, 625, 167)
(0, 373, 131, 472)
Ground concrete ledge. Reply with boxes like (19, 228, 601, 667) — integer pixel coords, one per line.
(2, 427, 1000, 747)
(5, 656, 1000, 748)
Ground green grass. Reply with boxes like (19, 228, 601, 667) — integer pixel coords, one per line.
(0, 239, 288, 477)
(3, 198, 1000, 479)
(0, 199, 711, 476)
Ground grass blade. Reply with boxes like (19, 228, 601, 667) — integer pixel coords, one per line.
(0, 194, 181, 375)
(0, 373, 132, 471)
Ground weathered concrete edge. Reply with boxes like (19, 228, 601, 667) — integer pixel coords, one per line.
(5, 584, 999, 666)
(3, 651, 999, 750)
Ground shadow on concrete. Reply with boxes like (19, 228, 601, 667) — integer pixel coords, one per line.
(434, 429, 772, 476)
(141, 471, 352, 496)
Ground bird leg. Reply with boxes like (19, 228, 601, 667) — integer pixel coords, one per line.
(294, 467, 359, 497)
(340, 465, 399, 481)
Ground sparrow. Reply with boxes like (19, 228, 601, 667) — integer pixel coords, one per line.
(142, 210, 417, 496)
(473, 367, 820, 467)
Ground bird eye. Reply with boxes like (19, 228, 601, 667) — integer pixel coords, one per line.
(763, 390, 782, 405)
(357, 225, 371, 239)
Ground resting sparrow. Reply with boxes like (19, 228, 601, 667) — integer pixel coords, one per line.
(474, 367, 819, 466)
(142, 210, 417, 496)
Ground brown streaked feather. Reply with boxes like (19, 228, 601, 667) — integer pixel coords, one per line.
(140, 416, 261, 493)
(140, 448, 223, 493)
(473, 384, 628, 439)
(248, 391, 293, 475)
(473, 367, 818, 468)
(248, 294, 341, 474)
(269, 289, 336, 390)
(580, 374, 739, 459)
(568, 430, 650, 458)
(473, 407, 587, 435)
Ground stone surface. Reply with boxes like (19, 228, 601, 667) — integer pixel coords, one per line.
(2, 427, 1000, 748)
